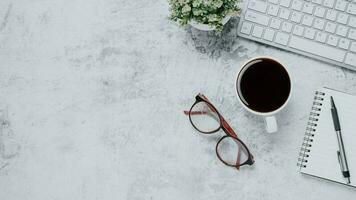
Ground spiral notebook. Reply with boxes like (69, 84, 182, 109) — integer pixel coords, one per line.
(297, 87, 356, 187)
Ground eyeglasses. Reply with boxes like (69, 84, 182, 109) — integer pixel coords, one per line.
(184, 94, 254, 169)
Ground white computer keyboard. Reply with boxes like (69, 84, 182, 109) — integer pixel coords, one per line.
(237, 0, 356, 70)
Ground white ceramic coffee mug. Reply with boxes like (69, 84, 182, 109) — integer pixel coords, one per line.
(235, 56, 292, 133)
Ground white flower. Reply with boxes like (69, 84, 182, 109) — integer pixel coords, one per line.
(203, 0, 210, 5)
(215, 0, 223, 8)
(178, 0, 186, 5)
(192, 0, 203, 7)
(193, 9, 203, 16)
(208, 14, 218, 21)
(182, 4, 191, 13)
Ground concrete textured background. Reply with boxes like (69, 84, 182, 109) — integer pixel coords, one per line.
(0, 0, 356, 199)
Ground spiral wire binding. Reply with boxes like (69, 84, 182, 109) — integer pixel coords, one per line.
(297, 91, 325, 169)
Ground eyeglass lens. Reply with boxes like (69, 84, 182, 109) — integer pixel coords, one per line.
(190, 101, 221, 133)
(216, 136, 249, 166)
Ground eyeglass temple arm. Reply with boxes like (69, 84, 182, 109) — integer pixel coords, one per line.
(221, 118, 238, 138)
(183, 111, 204, 115)
(199, 95, 239, 138)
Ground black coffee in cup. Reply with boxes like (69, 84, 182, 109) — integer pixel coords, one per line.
(236, 58, 291, 113)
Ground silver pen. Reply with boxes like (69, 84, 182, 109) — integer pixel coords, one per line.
(330, 96, 351, 184)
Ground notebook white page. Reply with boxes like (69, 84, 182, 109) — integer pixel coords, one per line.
(299, 87, 356, 187)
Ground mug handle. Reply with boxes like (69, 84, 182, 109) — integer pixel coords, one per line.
(264, 116, 278, 133)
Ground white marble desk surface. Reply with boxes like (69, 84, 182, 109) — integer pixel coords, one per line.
(0, 0, 356, 199)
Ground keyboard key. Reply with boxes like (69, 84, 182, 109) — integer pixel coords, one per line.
(348, 29, 356, 40)
(248, 0, 268, 13)
(292, 0, 303, 10)
(345, 53, 356, 66)
(302, 3, 314, 14)
(252, 25, 264, 37)
(263, 29, 275, 41)
(280, 0, 291, 7)
(293, 25, 304, 36)
(325, 22, 337, 33)
(313, 18, 325, 30)
(338, 38, 350, 49)
(302, 15, 314, 26)
(327, 35, 339, 46)
(335, 0, 347, 11)
(289, 36, 346, 62)
(275, 32, 290, 45)
(346, 3, 356, 15)
(326, 9, 337, 21)
(314, 7, 326, 17)
(304, 27, 316, 39)
(270, 18, 282, 29)
(268, 4, 279, 16)
(245, 11, 270, 26)
(349, 16, 356, 28)
(337, 13, 349, 24)
(336, 25, 349, 37)
(282, 22, 293, 32)
(323, 0, 335, 8)
(350, 42, 356, 52)
(279, 8, 291, 19)
(291, 12, 303, 23)
(315, 31, 327, 43)
(241, 22, 253, 35)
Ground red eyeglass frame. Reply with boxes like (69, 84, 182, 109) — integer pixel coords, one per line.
(184, 94, 255, 169)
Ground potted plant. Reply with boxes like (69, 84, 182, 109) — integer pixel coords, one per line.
(168, 0, 242, 32)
